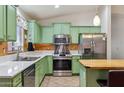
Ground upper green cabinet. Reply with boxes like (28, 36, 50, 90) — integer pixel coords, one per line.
(70, 27, 79, 43)
(0, 6, 6, 41)
(41, 26, 53, 43)
(28, 20, 41, 43)
(7, 5, 16, 41)
(33, 21, 101, 44)
(0, 5, 16, 41)
(70, 26, 101, 43)
(53, 23, 70, 34)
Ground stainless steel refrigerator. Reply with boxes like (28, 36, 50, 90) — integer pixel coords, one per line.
(79, 33, 107, 59)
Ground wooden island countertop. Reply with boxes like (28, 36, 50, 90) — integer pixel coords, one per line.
(79, 59, 124, 70)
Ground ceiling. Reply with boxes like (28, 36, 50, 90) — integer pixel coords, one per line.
(19, 5, 98, 20)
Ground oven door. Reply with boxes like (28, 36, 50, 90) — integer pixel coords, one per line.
(53, 58, 72, 76)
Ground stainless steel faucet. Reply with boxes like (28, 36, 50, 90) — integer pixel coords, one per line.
(16, 46, 21, 61)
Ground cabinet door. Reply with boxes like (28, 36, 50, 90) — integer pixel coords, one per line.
(70, 27, 79, 43)
(7, 5, 16, 41)
(34, 23, 39, 43)
(89, 26, 101, 33)
(0, 6, 4, 40)
(47, 56, 53, 74)
(53, 23, 61, 34)
(61, 23, 70, 34)
(72, 59, 80, 74)
(72, 56, 80, 74)
(78, 26, 90, 33)
(41, 26, 53, 43)
(12, 73, 22, 87)
(35, 60, 42, 87)
(28, 21, 41, 44)
(36, 24, 41, 43)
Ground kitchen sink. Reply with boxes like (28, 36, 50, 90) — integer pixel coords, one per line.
(13, 57, 40, 61)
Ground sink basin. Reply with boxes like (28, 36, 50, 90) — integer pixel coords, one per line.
(13, 57, 40, 61)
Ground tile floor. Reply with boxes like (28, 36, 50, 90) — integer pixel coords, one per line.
(41, 76, 79, 87)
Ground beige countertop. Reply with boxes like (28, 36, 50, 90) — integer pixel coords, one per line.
(79, 59, 124, 70)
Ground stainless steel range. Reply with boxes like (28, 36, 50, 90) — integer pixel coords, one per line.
(53, 34, 72, 76)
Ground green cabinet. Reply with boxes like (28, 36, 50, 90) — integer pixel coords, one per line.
(41, 26, 53, 43)
(53, 23, 70, 34)
(79, 26, 101, 33)
(70, 26, 101, 43)
(61, 23, 70, 34)
(0, 6, 6, 41)
(0, 73, 22, 87)
(89, 26, 101, 33)
(7, 5, 16, 41)
(78, 26, 90, 33)
(35, 56, 53, 87)
(70, 27, 79, 43)
(72, 56, 81, 74)
(28, 20, 41, 43)
(35, 59, 45, 87)
(0, 5, 16, 41)
(47, 56, 53, 74)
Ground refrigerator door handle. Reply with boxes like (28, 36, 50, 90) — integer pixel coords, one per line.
(92, 41, 95, 47)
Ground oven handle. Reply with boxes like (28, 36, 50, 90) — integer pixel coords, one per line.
(53, 57, 72, 60)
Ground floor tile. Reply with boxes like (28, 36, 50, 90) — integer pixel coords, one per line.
(41, 76, 79, 87)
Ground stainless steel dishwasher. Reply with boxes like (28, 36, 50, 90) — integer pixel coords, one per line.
(22, 64, 35, 87)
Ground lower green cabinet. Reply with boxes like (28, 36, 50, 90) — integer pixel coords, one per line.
(0, 73, 22, 87)
(35, 59, 45, 87)
(35, 56, 53, 87)
(47, 56, 53, 74)
(72, 56, 81, 74)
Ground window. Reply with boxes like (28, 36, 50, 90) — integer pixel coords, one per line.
(7, 8, 27, 53)
(7, 26, 24, 52)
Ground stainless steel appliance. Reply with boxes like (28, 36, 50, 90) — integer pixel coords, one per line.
(79, 33, 106, 59)
(22, 64, 35, 87)
(53, 34, 72, 76)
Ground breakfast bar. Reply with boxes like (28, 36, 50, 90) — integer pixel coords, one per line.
(79, 60, 124, 87)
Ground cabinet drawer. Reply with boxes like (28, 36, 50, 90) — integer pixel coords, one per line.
(12, 73, 22, 87)
(16, 82, 22, 87)
(0, 78, 11, 87)
(35, 60, 42, 68)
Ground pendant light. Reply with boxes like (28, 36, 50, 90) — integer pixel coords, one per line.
(54, 5, 60, 8)
(93, 6, 100, 26)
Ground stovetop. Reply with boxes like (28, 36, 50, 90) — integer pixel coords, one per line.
(53, 54, 72, 57)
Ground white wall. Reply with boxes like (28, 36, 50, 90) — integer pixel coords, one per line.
(38, 11, 96, 26)
(111, 14, 124, 59)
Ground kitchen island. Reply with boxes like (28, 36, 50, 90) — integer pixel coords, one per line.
(79, 60, 124, 87)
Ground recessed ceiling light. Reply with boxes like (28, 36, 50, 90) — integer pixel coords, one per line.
(54, 5, 60, 8)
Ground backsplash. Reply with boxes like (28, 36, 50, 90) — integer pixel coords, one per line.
(0, 42, 7, 56)
(34, 44, 79, 50)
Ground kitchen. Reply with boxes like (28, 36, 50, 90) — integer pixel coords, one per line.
(0, 5, 124, 87)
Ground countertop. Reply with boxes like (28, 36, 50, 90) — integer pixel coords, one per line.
(0, 50, 81, 78)
(79, 59, 124, 70)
